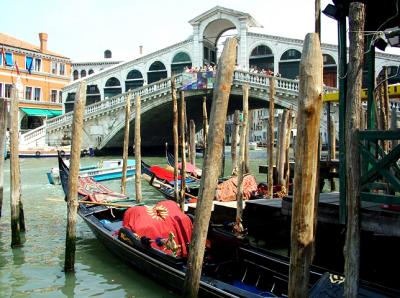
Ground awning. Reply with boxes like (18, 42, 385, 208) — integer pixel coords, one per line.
(20, 108, 62, 118)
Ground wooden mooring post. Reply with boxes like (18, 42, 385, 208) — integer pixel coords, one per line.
(231, 110, 240, 176)
(288, 33, 323, 297)
(267, 77, 275, 199)
(121, 94, 131, 194)
(284, 109, 293, 191)
(189, 120, 196, 167)
(171, 78, 179, 201)
(179, 91, 187, 210)
(202, 95, 208, 157)
(0, 98, 6, 218)
(64, 81, 87, 272)
(278, 110, 289, 186)
(10, 82, 25, 246)
(344, 3, 364, 297)
(135, 95, 142, 202)
(234, 84, 249, 235)
(183, 37, 237, 298)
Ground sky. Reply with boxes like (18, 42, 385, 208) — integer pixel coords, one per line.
(2, 0, 400, 62)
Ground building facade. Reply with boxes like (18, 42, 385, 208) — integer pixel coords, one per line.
(0, 32, 71, 132)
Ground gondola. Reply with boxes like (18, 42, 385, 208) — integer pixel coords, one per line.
(58, 154, 398, 297)
(141, 160, 200, 202)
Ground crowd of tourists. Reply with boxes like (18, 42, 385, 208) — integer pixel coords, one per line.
(183, 64, 282, 77)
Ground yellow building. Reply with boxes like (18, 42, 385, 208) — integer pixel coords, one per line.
(0, 32, 71, 131)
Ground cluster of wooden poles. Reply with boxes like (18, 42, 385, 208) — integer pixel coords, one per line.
(0, 80, 26, 248)
(0, 3, 383, 297)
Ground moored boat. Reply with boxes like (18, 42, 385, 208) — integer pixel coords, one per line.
(57, 153, 396, 297)
(47, 158, 135, 185)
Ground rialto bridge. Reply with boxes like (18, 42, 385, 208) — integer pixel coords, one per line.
(20, 6, 400, 150)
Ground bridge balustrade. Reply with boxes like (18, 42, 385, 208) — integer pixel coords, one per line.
(23, 71, 336, 148)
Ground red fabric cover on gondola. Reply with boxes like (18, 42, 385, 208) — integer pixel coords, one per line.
(215, 175, 258, 202)
(150, 165, 181, 182)
(122, 200, 192, 257)
(77, 177, 127, 202)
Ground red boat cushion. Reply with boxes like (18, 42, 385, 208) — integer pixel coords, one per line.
(122, 200, 192, 257)
(150, 165, 181, 182)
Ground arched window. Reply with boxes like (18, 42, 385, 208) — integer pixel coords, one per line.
(73, 70, 79, 80)
(88, 69, 94, 75)
(81, 69, 86, 78)
(104, 50, 112, 59)
(279, 49, 301, 79)
(249, 45, 274, 72)
(86, 85, 101, 105)
(323, 54, 337, 87)
(104, 77, 122, 99)
(379, 66, 400, 84)
(147, 61, 167, 84)
(125, 69, 144, 91)
(171, 52, 192, 75)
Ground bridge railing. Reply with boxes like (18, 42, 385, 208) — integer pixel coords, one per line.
(23, 71, 336, 148)
(46, 75, 182, 131)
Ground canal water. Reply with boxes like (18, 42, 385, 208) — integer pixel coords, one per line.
(0, 150, 268, 297)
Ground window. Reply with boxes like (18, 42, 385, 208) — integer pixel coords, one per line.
(26, 56, 33, 73)
(34, 58, 41, 72)
(51, 90, 57, 102)
(51, 62, 58, 74)
(73, 70, 79, 80)
(59, 63, 65, 75)
(58, 91, 62, 103)
(34, 88, 41, 101)
(0, 54, 2, 66)
(5, 52, 13, 66)
(25, 86, 32, 100)
(5, 84, 12, 98)
(0, 83, 3, 97)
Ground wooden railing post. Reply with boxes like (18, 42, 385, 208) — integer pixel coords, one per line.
(183, 37, 237, 298)
(288, 33, 323, 297)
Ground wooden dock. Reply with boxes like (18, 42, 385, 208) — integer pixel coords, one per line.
(282, 192, 400, 237)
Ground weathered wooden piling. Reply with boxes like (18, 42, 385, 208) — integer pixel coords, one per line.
(183, 37, 237, 298)
(171, 78, 180, 201)
(288, 33, 323, 297)
(202, 95, 208, 157)
(275, 113, 282, 169)
(231, 110, 240, 176)
(245, 104, 251, 174)
(10, 84, 24, 246)
(391, 104, 398, 148)
(278, 110, 289, 186)
(235, 84, 249, 235)
(0, 98, 6, 218)
(121, 94, 131, 194)
(179, 91, 187, 210)
(267, 77, 275, 199)
(284, 109, 293, 190)
(135, 95, 142, 202)
(344, 3, 364, 297)
(189, 120, 196, 167)
(64, 81, 87, 272)
(380, 66, 390, 152)
(330, 115, 337, 191)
